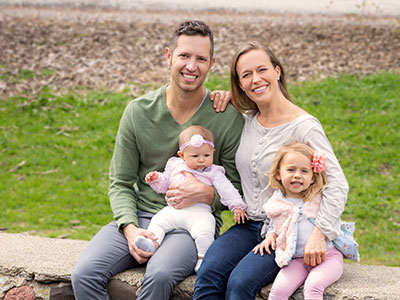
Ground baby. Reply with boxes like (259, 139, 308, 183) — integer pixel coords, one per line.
(134, 125, 248, 272)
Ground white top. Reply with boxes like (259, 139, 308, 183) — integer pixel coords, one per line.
(285, 197, 334, 258)
(235, 112, 348, 240)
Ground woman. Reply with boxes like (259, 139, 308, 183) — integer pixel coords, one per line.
(193, 42, 348, 300)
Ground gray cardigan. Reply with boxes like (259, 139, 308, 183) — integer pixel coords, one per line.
(235, 113, 348, 241)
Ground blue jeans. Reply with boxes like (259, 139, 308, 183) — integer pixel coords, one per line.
(193, 220, 280, 300)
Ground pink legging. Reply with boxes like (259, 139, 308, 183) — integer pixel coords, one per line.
(268, 247, 344, 300)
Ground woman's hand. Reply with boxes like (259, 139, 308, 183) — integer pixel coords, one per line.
(166, 172, 214, 209)
(210, 90, 231, 112)
(233, 209, 249, 224)
(253, 233, 277, 256)
(303, 226, 327, 266)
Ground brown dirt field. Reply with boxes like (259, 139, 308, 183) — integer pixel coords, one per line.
(0, 5, 399, 97)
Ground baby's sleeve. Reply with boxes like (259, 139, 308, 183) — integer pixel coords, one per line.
(148, 157, 176, 194)
(212, 166, 247, 211)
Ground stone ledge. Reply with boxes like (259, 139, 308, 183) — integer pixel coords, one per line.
(1, 232, 399, 299)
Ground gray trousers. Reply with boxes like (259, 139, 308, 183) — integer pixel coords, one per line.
(71, 212, 197, 300)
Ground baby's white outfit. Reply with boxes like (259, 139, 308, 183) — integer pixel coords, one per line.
(143, 157, 246, 272)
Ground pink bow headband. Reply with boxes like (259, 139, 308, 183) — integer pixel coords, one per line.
(311, 152, 327, 173)
(179, 134, 215, 151)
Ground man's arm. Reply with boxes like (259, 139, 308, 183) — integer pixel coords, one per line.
(109, 102, 140, 230)
(110, 102, 164, 262)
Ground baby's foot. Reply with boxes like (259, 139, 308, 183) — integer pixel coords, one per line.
(134, 236, 156, 252)
(194, 258, 203, 273)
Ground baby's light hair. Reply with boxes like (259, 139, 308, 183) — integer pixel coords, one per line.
(269, 141, 327, 202)
(178, 125, 215, 148)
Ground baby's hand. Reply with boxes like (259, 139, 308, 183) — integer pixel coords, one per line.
(145, 172, 158, 183)
(233, 209, 249, 224)
(253, 233, 277, 256)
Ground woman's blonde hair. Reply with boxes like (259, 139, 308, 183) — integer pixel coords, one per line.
(230, 41, 291, 113)
(269, 142, 327, 202)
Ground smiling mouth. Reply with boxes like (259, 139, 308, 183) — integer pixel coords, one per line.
(253, 85, 268, 93)
(291, 181, 303, 187)
(182, 73, 198, 81)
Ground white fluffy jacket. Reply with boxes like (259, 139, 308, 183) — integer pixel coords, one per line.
(263, 190, 322, 267)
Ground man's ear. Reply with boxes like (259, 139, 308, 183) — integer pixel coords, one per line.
(177, 151, 184, 159)
(166, 47, 172, 67)
(209, 57, 216, 71)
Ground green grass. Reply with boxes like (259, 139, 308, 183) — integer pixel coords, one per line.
(1, 72, 399, 267)
(1, 87, 130, 240)
(0, 66, 57, 85)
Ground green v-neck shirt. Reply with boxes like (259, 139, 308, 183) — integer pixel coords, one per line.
(109, 85, 244, 231)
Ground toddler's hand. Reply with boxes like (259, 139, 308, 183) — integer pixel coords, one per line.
(253, 233, 277, 256)
(233, 209, 249, 224)
(145, 171, 158, 183)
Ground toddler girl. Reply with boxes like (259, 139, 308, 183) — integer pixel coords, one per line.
(135, 125, 248, 272)
(254, 141, 359, 300)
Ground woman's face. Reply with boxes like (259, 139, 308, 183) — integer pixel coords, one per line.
(236, 49, 281, 105)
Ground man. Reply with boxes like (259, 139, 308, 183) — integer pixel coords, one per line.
(71, 20, 244, 300)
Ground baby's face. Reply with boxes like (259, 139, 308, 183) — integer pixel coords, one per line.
(181, 144, 214, 170)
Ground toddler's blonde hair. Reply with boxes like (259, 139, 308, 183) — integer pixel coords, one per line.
(269, 141, 327, 202)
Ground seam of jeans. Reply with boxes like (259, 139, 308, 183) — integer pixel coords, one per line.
(252, 264, 281, 295)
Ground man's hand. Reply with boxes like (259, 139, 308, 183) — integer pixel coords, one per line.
(303, 226, 327, 266)
(123, 224, 158, 264)
(253, 233, 277, 256)
(210, 90, 231, 113)
(166, 172, 214, 209)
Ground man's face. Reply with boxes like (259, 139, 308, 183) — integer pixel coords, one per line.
(166, 34, 215, 93)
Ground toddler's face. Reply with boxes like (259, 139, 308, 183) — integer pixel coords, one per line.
(276, 151, 314, 198)
(180, 144, 214, 170)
